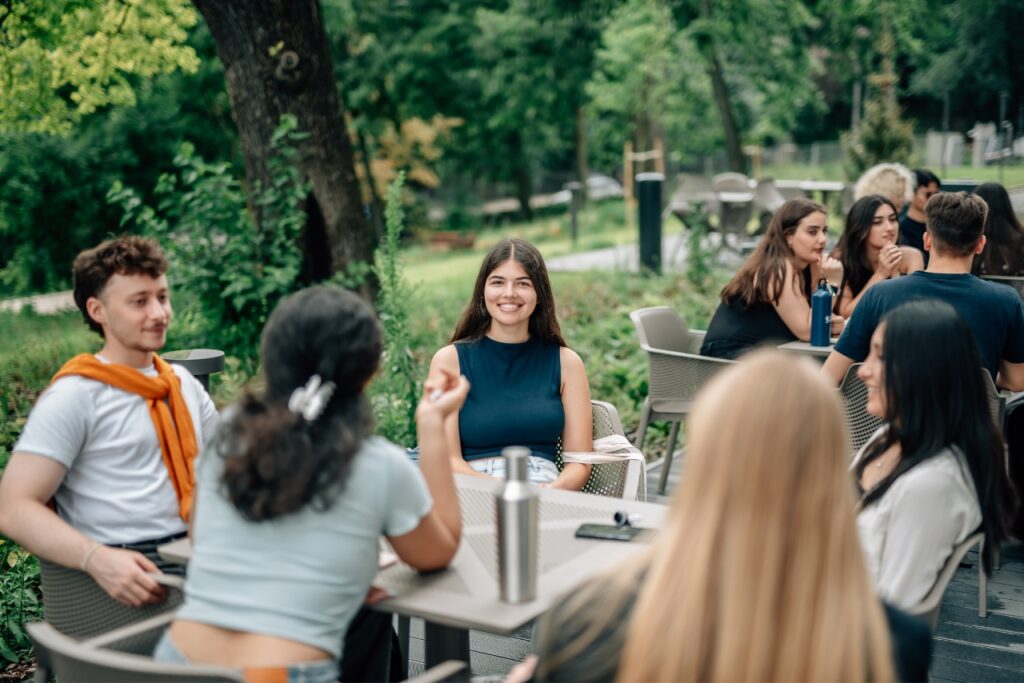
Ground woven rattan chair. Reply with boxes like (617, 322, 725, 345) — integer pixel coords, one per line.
(39, 558, 185, 642)
(906, 532, 986, 631)
(560, 400, 645, 501)
(30, 615, 468, 683)
(840, 363, 883, 456)
(630, 307, 734, 495)
(752, 179, 785, 234)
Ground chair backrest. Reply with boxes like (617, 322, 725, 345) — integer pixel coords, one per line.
(27, 621, 246, 683)
(712, 172, 751, 192)
(629, 306, 691, 354)
(580, 400, 645, 501)
(980, 368, 1007, 427)
(753, 178, 785, 214)
(906, 532, 984, 632)
(980, 275, 1024, 302)
(673, 173, 715, 199)
(40, 559, 185, 643)
(839, 363, 884, 455)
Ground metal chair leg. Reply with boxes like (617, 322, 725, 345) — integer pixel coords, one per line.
(658, 421, 681, 495)
(635, 400, 652, 450)
(979, 539, 988, 618)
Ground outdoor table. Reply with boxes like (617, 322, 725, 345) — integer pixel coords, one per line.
(717, 190, 754, 203)
(777, 339, 838, 359)
(158, 474, 667, 678)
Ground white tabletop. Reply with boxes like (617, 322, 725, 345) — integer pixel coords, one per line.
(158, 474, 667, 635)
(777, 339, 837, 357)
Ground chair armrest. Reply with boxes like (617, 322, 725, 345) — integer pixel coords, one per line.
(405, 660, 468, 683)
(82, 611, 176, 651)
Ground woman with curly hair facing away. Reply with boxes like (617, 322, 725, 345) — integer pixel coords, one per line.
(700, 198, 845, 359)
(832, 195, 924, 318)
(520, 351, 930, 682)
(155, 287, 468, 682)
(427, 238, 592, 489)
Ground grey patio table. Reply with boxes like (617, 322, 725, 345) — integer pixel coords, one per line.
(158, 473, 667, 677)
(777, 339, 838, 360)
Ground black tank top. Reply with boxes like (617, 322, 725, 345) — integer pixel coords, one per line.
(700, 267, 812, 360)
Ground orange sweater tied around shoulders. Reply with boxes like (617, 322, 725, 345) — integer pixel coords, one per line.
(52, 353, 198, 522)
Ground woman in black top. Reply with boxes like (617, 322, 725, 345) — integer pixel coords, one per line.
(973, 182, 1024, 277)
(701, 198, 845, 359)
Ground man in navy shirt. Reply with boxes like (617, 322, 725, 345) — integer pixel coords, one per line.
(823, 191, 1024, 390)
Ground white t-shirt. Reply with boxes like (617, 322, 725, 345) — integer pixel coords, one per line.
(177, 434, 432, 659)
(13, 356, 220, 545)
(854, 429, 982, 610)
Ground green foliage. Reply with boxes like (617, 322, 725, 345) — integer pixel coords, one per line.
(369, 173, 422, 447)
(841, 96, 915, 178)
(0, 0, 200, 134)
(109, 115, 309, 374)
(684, 204, 714, 292)
(0, 309, 95, 665)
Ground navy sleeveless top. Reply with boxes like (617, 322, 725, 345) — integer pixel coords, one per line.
(700, 267, 812, 360)
(455, 336, 563, 463)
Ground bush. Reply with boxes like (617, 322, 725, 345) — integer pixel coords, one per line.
(109, 116, 309, 375)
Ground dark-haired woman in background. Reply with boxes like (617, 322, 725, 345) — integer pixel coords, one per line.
(155, 287, 468, 681)
(427, 238, 592, 489)
(855, 300, 1015, 610)
(832, 195, 924, 318)
(700, 198, 845, 359)
(972, 182, 1024, 277)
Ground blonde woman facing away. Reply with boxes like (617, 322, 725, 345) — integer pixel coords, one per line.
(427, 238, 592, 489)
(520, 352, 930, 682)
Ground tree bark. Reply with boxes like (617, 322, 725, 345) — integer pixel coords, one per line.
(508, 131, 533, 221)
(698, 0, 745, 173)
(574, 105, 589, 202)
(191, 0, 373, 283)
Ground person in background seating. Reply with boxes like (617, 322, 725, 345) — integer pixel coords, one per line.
(427, 238, 592, 488)
(972, 182, 1024, 277)
(823, 191, 1024, 392)
(899, 169, 941, 255)
(853, 300, 1015, 610)
(517, 352, 930, 683)
(832, 195, 924, 318)
(700, 199, 844, 359)
(854, 163, 915, 213)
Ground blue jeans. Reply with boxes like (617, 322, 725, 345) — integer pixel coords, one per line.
(153, 631, 339, 683)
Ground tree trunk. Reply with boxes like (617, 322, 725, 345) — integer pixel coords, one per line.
(508, 131, 533, 221)
(355, 127, 386, 242)
(191, 0, 373, 283)
(574, 105, 589, 202)
(698, 0, 745, 173)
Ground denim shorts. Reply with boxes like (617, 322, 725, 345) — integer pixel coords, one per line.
(153, 631, 339, 683)
(468, 455, 559, 483)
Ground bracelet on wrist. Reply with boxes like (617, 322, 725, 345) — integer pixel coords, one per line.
(81, 541, 101, 572)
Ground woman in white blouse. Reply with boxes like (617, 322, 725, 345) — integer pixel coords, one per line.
(854, 300, 1015, 610)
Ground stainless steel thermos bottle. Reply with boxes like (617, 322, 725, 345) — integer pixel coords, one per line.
(810, 278, 832, 347)
(496, 446, 538, 603)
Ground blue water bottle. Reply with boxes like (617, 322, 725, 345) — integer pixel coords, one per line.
(810, 278, 832, 347)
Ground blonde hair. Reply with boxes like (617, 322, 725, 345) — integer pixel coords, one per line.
(613, 352, 894, 682)
(854, 163, 914, 209)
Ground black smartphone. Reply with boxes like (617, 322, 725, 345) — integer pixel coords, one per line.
(575, 523, 644, 542)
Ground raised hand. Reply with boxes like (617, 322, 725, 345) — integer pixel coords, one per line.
(819, 252, 844, 288)
(85, 545, 166, 606)
(877, 242, 903, 278)
(417, 367, 470, 421)
(830, 312, 846, 337)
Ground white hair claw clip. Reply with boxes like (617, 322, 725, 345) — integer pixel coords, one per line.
(288, 374, 336, 422)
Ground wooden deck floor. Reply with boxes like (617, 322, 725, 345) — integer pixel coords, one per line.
(405, 456, 1024, 680)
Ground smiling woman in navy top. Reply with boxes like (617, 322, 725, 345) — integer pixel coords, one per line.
(428, 238, 593, 488)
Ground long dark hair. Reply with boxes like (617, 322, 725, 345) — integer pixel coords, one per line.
(220, 286, 382, 521)
(449, 238, 566, 346)
(720, 198, 826, 307)
(973, 182, 1024, 276)
(856, 300, 1015, 573)
(834, 195, 899, 300)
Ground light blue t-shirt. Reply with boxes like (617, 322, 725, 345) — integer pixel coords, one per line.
(176, 434, 432, 659)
